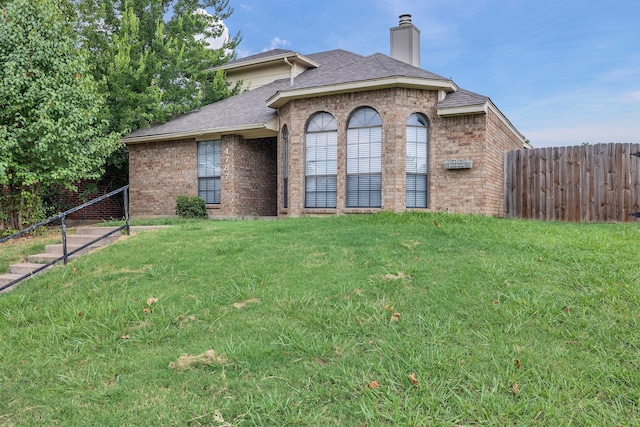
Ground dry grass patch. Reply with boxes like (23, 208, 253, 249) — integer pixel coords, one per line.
(169, 350, 228, 370)
(232, 298, 260, 309)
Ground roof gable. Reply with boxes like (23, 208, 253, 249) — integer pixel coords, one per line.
(292, 52, 449, 89)
(266, 52, 456, 108)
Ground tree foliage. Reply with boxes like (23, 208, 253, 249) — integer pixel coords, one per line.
(0, 0, 120, 230)
(73, 0, 241, 135)
(0, 0, 240, 230)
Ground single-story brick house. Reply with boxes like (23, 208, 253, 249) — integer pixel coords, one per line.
(124, 15, 528, 218)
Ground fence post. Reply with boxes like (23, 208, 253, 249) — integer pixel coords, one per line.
(61, 215, 68, 265)
(124, 186, 130, 235)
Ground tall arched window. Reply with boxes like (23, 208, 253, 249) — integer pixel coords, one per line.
(347, 107, 382, 208)
(282, 125, 289, 209)
(305, 112, 337, 208)
(406, 113, 428, 208)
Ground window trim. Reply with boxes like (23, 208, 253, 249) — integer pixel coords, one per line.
(282, 125, 289, 209)
(197, 140, 221, 205)
(406, 113, 429, 208)
(305, 112, 338, 209)
(346, 107, 382, 208)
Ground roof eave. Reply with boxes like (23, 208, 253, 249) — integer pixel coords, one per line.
(436, 104, 487, 116)
(123, 122, 279, 145)
(267, 76, 457, 108)
(208, 52, 320, 73)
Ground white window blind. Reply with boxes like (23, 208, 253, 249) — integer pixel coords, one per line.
(346, 108, 382, 208)
(406, 114, 428, 208)
(197, 140, 221, 204)
(305, 112, 338, 208)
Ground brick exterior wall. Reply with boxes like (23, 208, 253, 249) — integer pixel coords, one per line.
(484, 107, 526, 215)
(277, 88, 523, 217)
(129, 138, 198, 217)
(129, 136, 277, 218)
(128, 88, 523, 219)
(61, 173, 126, 220)
(214, 135, 277, 217)
(430, 114, 487, 214)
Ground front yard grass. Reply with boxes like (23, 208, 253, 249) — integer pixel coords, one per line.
(0, 212, 639, 425)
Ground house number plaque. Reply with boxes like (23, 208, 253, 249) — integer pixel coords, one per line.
(223, 147, 230, 180)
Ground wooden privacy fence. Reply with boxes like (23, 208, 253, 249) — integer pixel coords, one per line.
(504, 143, 640, 222)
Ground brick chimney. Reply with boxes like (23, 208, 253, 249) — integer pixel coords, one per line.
(390, 14, 420, 67)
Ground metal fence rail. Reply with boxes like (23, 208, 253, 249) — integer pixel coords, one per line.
(0, 185, 129, 291)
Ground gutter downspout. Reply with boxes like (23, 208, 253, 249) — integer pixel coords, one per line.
(283, 57, 294, 86)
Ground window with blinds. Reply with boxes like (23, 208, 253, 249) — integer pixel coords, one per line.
(197, 140, 221, 204)
(305, 112, 338, 208)
(346, 107, 382, 208)
(406, 113, 429, 208)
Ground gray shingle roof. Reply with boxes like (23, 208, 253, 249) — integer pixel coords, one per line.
(125, 49, 486, 141)
(437, 88, 488, 109)
(126, 79, 289, 139)
(288, 51, 448, 90)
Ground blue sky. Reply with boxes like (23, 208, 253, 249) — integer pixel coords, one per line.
(214, 0, 639, 148)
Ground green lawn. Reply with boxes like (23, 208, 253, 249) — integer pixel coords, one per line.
(1, 213, 639, 425)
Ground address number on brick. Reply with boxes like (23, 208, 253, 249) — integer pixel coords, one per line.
(223, 147, 230, 180)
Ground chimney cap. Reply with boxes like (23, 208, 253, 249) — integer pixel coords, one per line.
(399, 14, 412, 26)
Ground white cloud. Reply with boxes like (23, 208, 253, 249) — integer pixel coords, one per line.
(262, 37, 290, 52)
(240, 4, 252, 11)
(194, 8, 230, 50)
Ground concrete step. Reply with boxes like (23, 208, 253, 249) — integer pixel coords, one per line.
(0, 226, 129, 292)
(75, 226, 123, 236)
(8, 263, 50, 276)
(44, 243, 100, 255)
(29, 245, 102, 263)
(27, 253, 68, 264)
(66, 234, 119, 246)
(0, 274, 25, 287)
(27, 253, 60, 264)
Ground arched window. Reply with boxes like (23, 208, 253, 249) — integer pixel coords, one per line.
(406, 113, 428, 208)
(346, 107, 382, 208)
(282, 125, 289, 209)
(305, 112, 337, 208)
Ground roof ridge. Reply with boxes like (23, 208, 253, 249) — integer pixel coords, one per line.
(369, 52, 393, 73)
(292, 51, 369, 86)
(311, 48, 363, 56)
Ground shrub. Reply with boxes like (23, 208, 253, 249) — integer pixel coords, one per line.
(175, 195, 207, 218)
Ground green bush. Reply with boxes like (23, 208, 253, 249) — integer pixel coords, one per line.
(175, 195, 207, 218)
(1, 228, 19, 239)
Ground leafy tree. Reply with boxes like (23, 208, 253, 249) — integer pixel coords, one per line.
(69, 0, 241, 194)
(73, 0, 241, 135)
(0, 0, 120, 231)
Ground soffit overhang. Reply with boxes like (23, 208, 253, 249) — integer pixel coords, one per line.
(266, 77, 458, 108)
(124, 119, 279, 145)
(208, 52, 320, 73)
